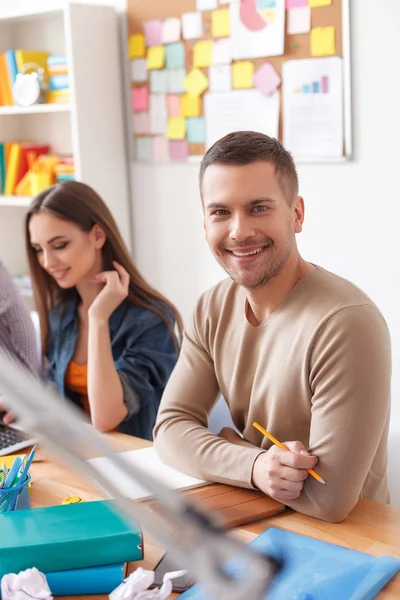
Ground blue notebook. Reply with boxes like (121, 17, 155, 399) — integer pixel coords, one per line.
(46, 563, 125, 596)
(181, 527, 400, 600)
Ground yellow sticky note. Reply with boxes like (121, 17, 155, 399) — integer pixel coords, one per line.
(167, 117, 186, 140)
(129, 34, 145, 59)
(310, 26, 335, 57)
(232, 61, 254, 89)
(181, 93, 200, 118)
(193, 40, 213, 68)
(308, 0, 332, 6)
(212, 9, 230, 38)
(184, 68, 209, 98)
(147, 45, 165, 70)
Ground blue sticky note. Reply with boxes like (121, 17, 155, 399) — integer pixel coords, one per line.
(186, 117, 205, 143)
(165, 42, 185, 69)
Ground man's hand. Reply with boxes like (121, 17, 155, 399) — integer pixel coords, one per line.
(252, 441, 318, 502)
(0, 400, 15, 425)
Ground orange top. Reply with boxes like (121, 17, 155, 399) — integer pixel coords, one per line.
(65, 360, 90, 415)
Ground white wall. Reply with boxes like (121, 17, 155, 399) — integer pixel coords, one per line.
(130, 0, 400, 504)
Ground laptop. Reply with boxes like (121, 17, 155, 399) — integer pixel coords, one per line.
(0, 412, 36, 456)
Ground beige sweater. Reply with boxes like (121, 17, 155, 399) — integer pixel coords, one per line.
(154, 267, 391, 522)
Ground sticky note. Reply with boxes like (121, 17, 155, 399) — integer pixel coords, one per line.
(182, 12, 204, 40)
(167, 94, 182, 117)
(253, 62, 281, 96)
(209, 65, 232, 92)
(184, 68, 209, 98)
(162, 18, 181, 44)
(129, 34, 145, 59)
(131, 86, 149, 111)
(212, 38, 231, 65)
(311, 26, 335, 56)
(286, 0, 307, 8)
(212, 9, 230, 38)
(196, 0, 218, 10)
(136, 137, 152, 161)
(152, 136, 169, 161)
(232, 62, 254, 89)
(132, 112, 150, 135)
(167, 117, 186, 140)
(193, 40, 213, 68)
(166, 42, 185, 69)
(308, 0, 332, 6)
(147, 46, 165, 70)
(186, 117, 205, 143)
(169, 140, 189, 161)
(150, 94, 168, 135)
(181, 93, 200, 118)
(150, 70, 168, 93)
(287, 6, 311, 35)
(167, 68, 186, 94)
(144, 20, 163, 47)
(130, 58, 147, 83)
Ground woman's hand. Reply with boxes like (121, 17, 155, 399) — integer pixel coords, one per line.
(88, 262, 130, 322)
(0, 399, 15, 425)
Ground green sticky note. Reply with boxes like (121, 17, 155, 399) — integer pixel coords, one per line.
(165, 42, 185, 69)
(186, 117, 205, 143)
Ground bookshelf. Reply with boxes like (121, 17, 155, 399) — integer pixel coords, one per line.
(0, 0, 132, 298)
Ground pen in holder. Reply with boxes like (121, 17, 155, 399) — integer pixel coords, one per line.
(0, 472, 31, 512)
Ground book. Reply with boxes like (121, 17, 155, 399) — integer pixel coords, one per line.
(47, 54, 68, 67)
(0, 500, 143, 579)
(15, 50, 49, 79)
(180, 527, 400, 600)
(0, 54, 14, 105)
(49, 74, 69, 91)
(4, 143, 22, 195)
(4, 51, 17, 104)
(46, 563, 126, 596)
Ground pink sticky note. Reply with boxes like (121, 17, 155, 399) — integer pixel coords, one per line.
(152, 136, 170, 161)
(144, 20, 163, 46)
(167, 95, 182, 117)
(131, 87, 149, 111)
(286, 0, 307, 8)
(169, 140, 189, 161)
(133, 112, 150, 134)
(253, 62, 281, 96)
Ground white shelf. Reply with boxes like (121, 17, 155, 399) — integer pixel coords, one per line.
(0, 195, 32, 207)
(0, 104, 71, 116)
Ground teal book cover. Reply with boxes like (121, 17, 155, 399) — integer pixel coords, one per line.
(46, 563, 126, 596)
(0, 500, 143, 579)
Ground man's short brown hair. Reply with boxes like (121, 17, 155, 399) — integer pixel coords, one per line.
(199, 131, 299, 203)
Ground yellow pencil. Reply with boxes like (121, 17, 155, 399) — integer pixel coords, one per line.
(252, 421, 325, 485)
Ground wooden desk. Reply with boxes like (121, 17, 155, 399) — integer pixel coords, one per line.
(28, 432, 400, 599)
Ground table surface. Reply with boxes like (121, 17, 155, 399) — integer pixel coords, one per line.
(27, 432, 400, 600)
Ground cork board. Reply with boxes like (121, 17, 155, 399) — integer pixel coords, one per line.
(128, 0, 351, 160)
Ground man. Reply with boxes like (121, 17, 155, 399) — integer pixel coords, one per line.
(154, 131, 391, 523)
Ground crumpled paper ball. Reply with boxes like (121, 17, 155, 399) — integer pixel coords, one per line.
(109, 566, 187, 600)
(1, 567, 53, 600)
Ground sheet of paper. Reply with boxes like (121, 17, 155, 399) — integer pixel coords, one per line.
(131, 86, 149, 112)
(212, 8, 230, 38)
(136, 137, 152, 161)
(184, 68, 209, 97)
(193, 40, 213, 68)
(286, 0, 307, 8)
(181, 93, 201, 117)
(182, 12, 204, 40)
(152, 136, 170, 161)
(167, 94, 182, 117)
(282, 56, 343, 157)
(150, 93, 168, 135)
(209, 65, 232, 92)
(219, 0, 237, 4)
(204, 89, 280, 149)
(167, 117, 186, 140)
(165, 42, 185, 69)
(311, 26, 335, 57)
(170, 140, 189, 161)
(232, 61, 254, 89)
(130, 58, 147, 83)
(147, 46, 165, 70)
(144, 19, 163, 46)
(129, 34, 145, 59)
(161, 18, 181, 44)
(253, 62, 281, 96)
(287, 5, 311, 34)
(230, 0, 285, 60)
(88, 447, 207, 500)
(150, 70, 168, 93)
(309, 0, 332, 6)
(186, 117, 206, 143)
(212, 38, 231, 65)
(167, 68, 186, 93)
(196, 0, 218, 10)
(133, 112, 150, 135)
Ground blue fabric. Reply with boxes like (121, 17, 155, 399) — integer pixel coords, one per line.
(46, 293, 178, 440)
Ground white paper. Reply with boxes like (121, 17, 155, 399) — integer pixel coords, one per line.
(161, 18, 181, 44)
(282, 57, 344, 157)
(287, 6, 311, 35)
(109, 568, 188, 600)
(167, 68, 186, 94)
(150, 70, 168, 94)
(181, 12, 204, 40)
(1, 568, 53, 600)
(130, 59, 147, 83)
(149, 94, 168, 135)
(219, 0, 238, 4)
(136, 138, 152, 162)
(230, 0, 285, 60)
(196, 0, 218, 10)
(88, 447, 207, 501)
(212, 38, 231, 65)
(209, 65, 232, 92)
(205, 89, 280, 149)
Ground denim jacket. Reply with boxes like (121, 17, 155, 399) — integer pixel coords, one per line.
(46, 293, 178, 440)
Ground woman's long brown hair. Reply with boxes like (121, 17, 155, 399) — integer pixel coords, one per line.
(25, 181, 183, 355)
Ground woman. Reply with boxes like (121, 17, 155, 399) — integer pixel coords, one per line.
(25, 181, 182, 440)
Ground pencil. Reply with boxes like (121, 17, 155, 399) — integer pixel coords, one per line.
(252, 421, 325, 485)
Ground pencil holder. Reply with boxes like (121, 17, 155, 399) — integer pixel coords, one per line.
(0, 472, 31, 512)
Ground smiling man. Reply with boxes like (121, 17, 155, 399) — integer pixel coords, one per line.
(154, 131, 391, 523)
